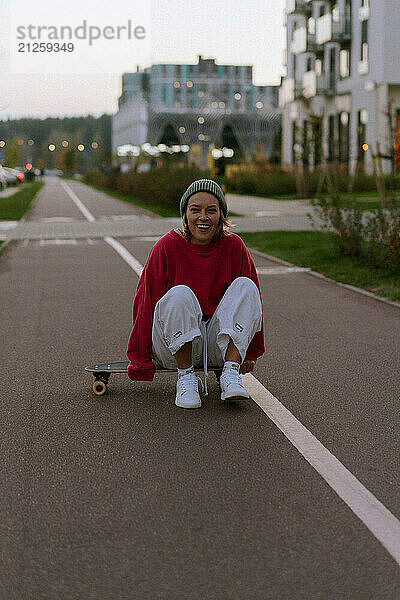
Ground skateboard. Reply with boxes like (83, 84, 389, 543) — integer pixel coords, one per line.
(85, 361, 223, 396)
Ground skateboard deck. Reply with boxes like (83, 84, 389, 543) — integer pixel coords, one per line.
(85, 361, 222, 396)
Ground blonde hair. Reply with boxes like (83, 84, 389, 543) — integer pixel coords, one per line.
(177, 212, 234, 245)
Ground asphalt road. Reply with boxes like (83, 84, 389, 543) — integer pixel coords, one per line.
(0, 177, 399, 599)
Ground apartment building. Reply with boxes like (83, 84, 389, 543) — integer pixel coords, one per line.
(112, 56, 280, 163)
(280, 0, 400, 174)
(118, 56, 278, 113)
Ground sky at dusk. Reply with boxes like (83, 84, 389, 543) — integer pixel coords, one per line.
(0, 0, 286, 119)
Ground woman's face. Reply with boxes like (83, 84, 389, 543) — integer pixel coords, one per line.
(185, 192, 221, 245)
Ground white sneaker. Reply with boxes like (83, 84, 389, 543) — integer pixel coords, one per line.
(175, 370, 202, 409)
(220, 364, 250, 400)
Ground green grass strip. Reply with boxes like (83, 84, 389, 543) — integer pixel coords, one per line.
(78, 180, 179, 217)
(239, 231, 400, 303)
(0, 182, 44, 220)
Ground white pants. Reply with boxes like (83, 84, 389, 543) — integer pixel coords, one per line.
(151, 277, 262, 386)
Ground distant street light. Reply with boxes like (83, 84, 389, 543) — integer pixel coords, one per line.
(62, 140, 69, 148)
(0, 141, 5, 147)
(48, 144, 56, 151)
(91, 142, 99, 149)
(78, 144, 85, 151)
(27, 139, 34, 146)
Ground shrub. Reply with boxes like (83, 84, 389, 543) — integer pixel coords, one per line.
(84, 166, 210, 212)
(309, 190, 400, 272)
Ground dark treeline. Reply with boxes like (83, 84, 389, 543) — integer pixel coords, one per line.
(0, 114, 112, 170)
(0, 114, 111, 148)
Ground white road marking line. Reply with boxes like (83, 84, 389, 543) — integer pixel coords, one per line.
(57, 177, 400, 565)
(243, 373, 400, 566)
(255, 211, 282, 217)
(108, 215, 151, 221)
(0, 221, 18, 230)
(60, 180, 96, 222)
(104, 236, 143, 277)
(256, 267, 311, 275)
(38, 217, 77, 223)
(40, 239, 78, 245)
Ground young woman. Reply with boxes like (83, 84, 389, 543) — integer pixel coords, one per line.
(126, 179, 265, 409)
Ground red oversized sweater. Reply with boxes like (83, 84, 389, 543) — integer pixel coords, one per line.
(126, 229, 265, 381)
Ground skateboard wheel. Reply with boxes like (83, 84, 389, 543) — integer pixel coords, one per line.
(92, 379, 107, 396)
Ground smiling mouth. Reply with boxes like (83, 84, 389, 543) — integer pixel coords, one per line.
(196, 224, 212, 230)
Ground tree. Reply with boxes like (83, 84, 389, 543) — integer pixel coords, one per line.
(4, 139, 20, 167)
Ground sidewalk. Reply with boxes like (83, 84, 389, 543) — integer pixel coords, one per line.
(3, 213, 322, 240)
(227, 193, 312, 217)
(0, 187, 20, 199)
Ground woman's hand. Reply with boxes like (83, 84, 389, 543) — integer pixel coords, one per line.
(240, 360, 255, 374)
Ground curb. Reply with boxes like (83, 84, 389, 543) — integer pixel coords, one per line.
(249, 247, 400, 310)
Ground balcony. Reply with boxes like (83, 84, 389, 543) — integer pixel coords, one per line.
(358, 43, 369, 75)
(316, 13, 332, 45)
(358, 60, 369, 75)
(279, 78, 294, 107)
(286, 0, 312, 15)
(303, 70, 317, 98)
(316, 72, 336, 96)
(332, 17, 352, 43)
(359, 6, 370, 21)
(291, 27, 307, 54)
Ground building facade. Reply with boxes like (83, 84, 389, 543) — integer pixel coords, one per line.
(112, 56, 280, 166)
(280, 0, 400, 174)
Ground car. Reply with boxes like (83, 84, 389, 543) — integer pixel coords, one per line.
(3, 167, 24, 184)
(0, 165, 7, 190)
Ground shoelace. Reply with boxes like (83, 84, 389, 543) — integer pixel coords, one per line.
(200, 320, 209, 396)
(179, 371, 204, 395)
(222, 366, 242, 387)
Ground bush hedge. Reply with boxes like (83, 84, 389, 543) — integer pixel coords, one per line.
(84, 165, 400, 207)
(223, 170, 398, 197)
(84, 167, 211, 211)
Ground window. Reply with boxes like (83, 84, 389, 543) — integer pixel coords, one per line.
(357, 110, 367, 165)
(308, 17, 315, 35)
(315, 58, 322, 76)
(361, 20, 368, 47)
(339, 112, 350, 164)
(328, 115, 336, 162)
(345, 0, 352, 20)
(306, 56, 314, 72)
(361, 0, 369, 7)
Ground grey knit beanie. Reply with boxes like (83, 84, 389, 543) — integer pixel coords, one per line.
(179, 179, 227, 217)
